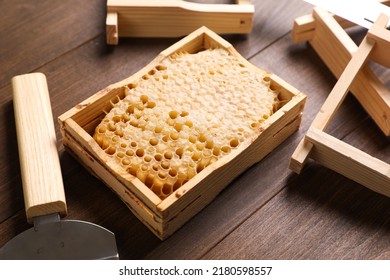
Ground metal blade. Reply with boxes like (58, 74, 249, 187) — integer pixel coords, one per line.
(305, 0, 390, 29)
(0, 218, 118, 260)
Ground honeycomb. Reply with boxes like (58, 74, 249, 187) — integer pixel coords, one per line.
(93, 48, 279, 198)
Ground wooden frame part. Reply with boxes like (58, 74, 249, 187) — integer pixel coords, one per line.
(292, 3, 390, 136)
(106, 0, 254, 45)
(290, 13, 390, 198)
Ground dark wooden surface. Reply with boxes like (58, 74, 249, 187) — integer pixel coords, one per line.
(1, 0, 389, 260)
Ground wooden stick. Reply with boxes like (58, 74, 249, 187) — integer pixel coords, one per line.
(12, 73, 67, 223)
(312, 38, 375, 130)
(306, 128, 390, 197)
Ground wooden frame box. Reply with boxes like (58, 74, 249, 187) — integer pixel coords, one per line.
(59, 27, 306, 240)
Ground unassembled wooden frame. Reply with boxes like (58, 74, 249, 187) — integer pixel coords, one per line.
(290, 7, 390, 197)
(106, 0, 254, 45)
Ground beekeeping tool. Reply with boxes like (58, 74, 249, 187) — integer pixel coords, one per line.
(290, 10, 390, 198)
(106, 0, 254, 45)
(0, 73, 119, 259)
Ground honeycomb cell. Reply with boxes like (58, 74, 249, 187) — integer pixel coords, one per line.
(229, 138, 239, 148)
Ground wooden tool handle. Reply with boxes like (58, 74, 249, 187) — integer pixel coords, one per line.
(12, 73, 67, 223)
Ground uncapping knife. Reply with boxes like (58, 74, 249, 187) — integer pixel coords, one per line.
(0, 73, 119, 260)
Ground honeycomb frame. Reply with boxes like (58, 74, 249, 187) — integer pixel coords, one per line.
(59, 27, 306, 240)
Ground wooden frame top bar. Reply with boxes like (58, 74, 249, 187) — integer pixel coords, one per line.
(106, 0, 254, 45)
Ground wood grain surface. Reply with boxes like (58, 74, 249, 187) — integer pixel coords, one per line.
(0, 0, 389, 259)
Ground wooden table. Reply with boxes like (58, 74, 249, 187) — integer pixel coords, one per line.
(1, 0, 389, 260)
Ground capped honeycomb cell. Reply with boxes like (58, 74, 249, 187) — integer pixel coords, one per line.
(93, 48, 280, 199)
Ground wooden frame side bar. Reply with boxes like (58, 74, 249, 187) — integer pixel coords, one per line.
(306, 128, 390, 197)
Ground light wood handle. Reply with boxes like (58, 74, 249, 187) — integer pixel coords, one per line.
(12, 73, 67, 223)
